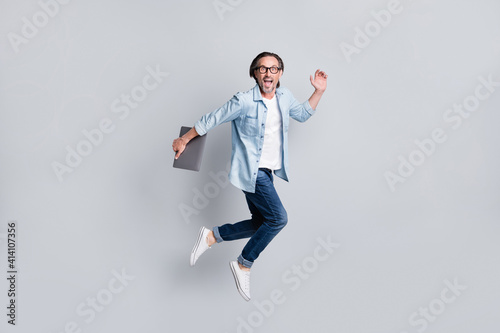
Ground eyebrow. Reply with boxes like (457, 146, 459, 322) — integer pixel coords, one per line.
(257, 63, 279, 67)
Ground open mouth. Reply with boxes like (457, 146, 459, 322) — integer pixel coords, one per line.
(263, 78, 273, 89)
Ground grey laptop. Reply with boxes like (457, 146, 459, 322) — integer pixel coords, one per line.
(173, 126, 207, 172)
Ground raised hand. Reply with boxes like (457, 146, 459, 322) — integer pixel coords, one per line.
(310, 69, 328, 93)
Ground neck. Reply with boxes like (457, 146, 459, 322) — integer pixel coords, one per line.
(260, 89, 275, 100)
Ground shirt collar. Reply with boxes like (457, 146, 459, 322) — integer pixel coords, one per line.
(252, 84, 283, 101)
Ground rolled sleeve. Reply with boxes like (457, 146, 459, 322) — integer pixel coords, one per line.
(289, 95, 316, 123)
(194, 121, 207, 136)
(303, 99, 315, 115)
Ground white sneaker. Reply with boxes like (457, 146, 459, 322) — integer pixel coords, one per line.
(190, 227, 211, 266)
(229, 261, 251, 301)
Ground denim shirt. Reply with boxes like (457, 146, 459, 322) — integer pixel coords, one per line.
(194, 84, 316, 193)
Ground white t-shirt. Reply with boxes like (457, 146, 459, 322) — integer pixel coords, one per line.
(259, 95, 283, 170)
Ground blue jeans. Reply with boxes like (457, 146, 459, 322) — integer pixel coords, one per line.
(213, 168, 288, 268)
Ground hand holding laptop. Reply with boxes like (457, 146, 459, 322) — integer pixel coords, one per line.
(172, 137, 188, 159)
(172, 126, 207, 172)
(173, 126, 198, 159)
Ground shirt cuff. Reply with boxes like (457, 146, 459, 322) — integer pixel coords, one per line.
(304, 100, 316, 115)
(194, 121, 207, 136)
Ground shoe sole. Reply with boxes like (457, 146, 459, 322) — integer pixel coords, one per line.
(190, 227, 206, 266)
(229, 262, 250, 301)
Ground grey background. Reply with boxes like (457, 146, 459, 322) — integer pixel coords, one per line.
(1, 0, 499, 332)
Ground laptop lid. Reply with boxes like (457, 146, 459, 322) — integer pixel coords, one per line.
(173, 126, 207, 172)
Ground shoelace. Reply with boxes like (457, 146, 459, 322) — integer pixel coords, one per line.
(244, 272, 251, 290)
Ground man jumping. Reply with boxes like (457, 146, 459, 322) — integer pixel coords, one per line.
(172, 51, 327, 301)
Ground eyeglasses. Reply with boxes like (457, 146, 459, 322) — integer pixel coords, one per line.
(254, 66, 281, 74)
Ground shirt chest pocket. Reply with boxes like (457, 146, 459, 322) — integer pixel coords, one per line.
(239, 114, 260, 136)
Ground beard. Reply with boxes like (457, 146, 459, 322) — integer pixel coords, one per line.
(259, 78, 276, 94)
